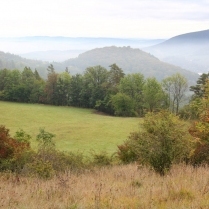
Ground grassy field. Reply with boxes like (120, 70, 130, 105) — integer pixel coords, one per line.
(0, 101, 141, 154)
(1, 164, 209, 209)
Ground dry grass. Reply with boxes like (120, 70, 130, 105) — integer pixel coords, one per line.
(1, 164, 209, 209)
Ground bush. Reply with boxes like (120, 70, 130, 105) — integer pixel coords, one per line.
(117, 139, 138, 164)
(91, 151, 114, 166)
(179, 99, 202, 120)
(0, 125, 31, 172)
(24, 158, 55, 179)
(117, 111, 193, 175)
(190, 142, 209, 166)
(0, 127, 89, 178)
(22, 128, 88, 178)
(189, 109, 209, 166)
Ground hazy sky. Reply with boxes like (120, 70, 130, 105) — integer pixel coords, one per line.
(0, 0, 209, 38)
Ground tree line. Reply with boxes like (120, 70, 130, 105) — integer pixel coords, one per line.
(0, 63, 189, 116)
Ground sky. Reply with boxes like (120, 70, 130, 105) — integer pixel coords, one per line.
(0, 0, 209, 39)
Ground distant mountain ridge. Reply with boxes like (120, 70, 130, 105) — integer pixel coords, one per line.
(63, 46, 198, 84)
(0, 46, 198, 85)
(144, 29, 209, 73)
(157, 29, 209, 45)
(0, 36, 164, 61)
(0, 51, 50, 77)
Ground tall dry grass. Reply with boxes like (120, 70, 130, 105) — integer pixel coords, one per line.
(1, 164, 209, 209)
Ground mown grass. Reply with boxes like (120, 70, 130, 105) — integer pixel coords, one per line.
(1, 164, 209, 209)
(0, 101, 141, 154)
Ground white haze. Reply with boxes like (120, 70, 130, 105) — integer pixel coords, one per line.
(0, 0, 208, 39)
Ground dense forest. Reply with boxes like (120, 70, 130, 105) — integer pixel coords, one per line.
(0, 63, 192, 116)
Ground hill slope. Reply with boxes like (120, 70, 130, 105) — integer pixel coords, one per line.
(0, 51, 69, 78)
(144, 29, 209, 73)
(0, 47, 198, 84)
(64, 46, 198, 83)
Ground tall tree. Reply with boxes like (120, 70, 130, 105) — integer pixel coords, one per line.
(55, 71, 71, 105)
(119, 73, 145, 115)
(3, 69, 22, 101)
(81, 66, 109, 108)
(162, 73, 188, 114)
(0, 69, 10, 91)
(68, 74, 83, 107)
(108, 63, 125, 94)
(190, 73, 209, 98)
(143, 78, 166, 112)
(19, 67, 36, 102)
(95, 64, 124, 114)
(45, 65, 58, 104)
(34, 69, 42, 80)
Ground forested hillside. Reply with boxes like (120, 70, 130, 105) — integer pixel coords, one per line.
(64, 46, 198, 82)
(144, 29, 209, 73)
(0, 51, 73, 78)
(0, 51, 50, 78)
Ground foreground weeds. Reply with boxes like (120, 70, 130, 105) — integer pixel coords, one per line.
(1, 164, 209, 208)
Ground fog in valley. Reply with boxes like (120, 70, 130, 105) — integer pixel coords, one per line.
(0, 37, 164, 62)
(144, 30, 209, 74)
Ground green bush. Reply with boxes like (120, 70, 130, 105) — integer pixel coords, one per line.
(24, 158, 55, 179)
(91, 151, 114, 166)
(178, 102, 201, 120)
(22, 150, 88, 178)
(117, 111, 193, 175)
(117, 139, 138, 164)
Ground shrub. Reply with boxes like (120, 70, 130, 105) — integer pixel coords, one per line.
(24, 158, 55, 179)
(91, 151, 114, 166)
(179, 98, 203, 120)
(117, 111, 193, 175)
(59, 151, 87, 172)
(190, 142, 209, 166)
(0, 125, 31, 172)
(22, 128, 88, 178)
(189, 109, 209, 166)
(117, 139, 138, 164)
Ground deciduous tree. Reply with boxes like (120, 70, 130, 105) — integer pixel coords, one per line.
(162, 73, 188, 114)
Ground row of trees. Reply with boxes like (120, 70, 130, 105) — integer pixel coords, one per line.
(0, 64, 188, 116)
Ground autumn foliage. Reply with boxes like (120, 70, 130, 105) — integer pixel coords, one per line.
(189, 109, 209, 165)
(0, 125, 30, 160)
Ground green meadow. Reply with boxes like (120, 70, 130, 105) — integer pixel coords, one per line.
(0, 101, 141, 154)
